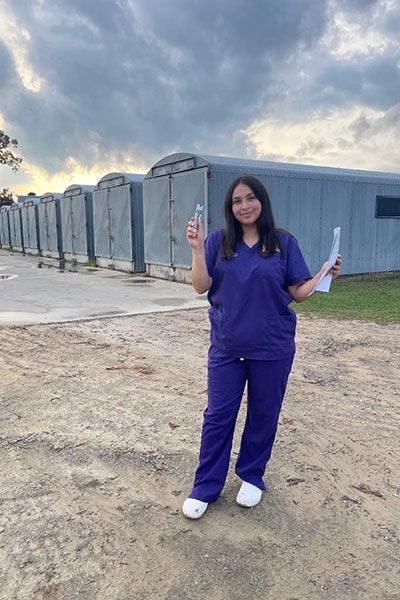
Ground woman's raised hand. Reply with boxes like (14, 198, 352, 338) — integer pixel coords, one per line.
(186, 217, 205, 249)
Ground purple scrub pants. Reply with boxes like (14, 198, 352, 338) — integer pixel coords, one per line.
(189, 352, 294, 503)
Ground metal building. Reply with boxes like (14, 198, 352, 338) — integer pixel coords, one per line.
(61, 184, 95, 264)
(92, 172, 145, 272)
(8, 202, 24, 251)
(21, 197, 41, 255)
(37, 193, 63, 259)
(0, 205, 11, 248)
(18, 194, 38, 203)
(143, 152, 400, 280)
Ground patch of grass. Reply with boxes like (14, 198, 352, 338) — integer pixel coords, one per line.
(293, 271, 400, 324)
(84, 259, 96, 267)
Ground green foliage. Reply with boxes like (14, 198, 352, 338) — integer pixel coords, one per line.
(0, 130, 23, 205)
(0, 188, 15, 206)
(294, 272, 400, 323)
(0, 130, 22, 172)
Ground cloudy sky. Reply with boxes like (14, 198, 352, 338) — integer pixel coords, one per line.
(0, 0, 399, 196)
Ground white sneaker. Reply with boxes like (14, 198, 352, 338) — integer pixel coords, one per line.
(182, 498, 208, 519)
(236, 481, 262, 507)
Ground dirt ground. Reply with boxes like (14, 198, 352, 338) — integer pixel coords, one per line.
(0, 308, 399, 600)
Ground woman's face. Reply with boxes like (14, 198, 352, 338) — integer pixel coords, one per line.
(231, 183, 262, 227)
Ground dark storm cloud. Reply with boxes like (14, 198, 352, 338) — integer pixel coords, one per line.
(259, 0, 400, 122)
(305, 54, 400, 113)
(2, 0, 399, 174)
(2, 0, 329, 170)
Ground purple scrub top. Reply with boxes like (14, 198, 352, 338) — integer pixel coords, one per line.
(205, 230, 312, 360)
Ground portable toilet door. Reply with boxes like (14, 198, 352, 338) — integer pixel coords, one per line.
(61, 184, 95, 264)
(21, 197, 41, 255)
(0, 205, 11, 248)
(93, 173, 144, 273)
(9, 203, 24, 251)
(38, 193, 63, 259)
(143, 154, 209, 282)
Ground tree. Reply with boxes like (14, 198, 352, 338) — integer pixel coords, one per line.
(0, 129, 23, 206)
(0, 188, 15, 206)
(0, 130, 23, 172)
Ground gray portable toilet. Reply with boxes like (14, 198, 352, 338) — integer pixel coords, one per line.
(38, 193, 63, 259)
(0, 205, 11, 248)
(21, 197, 41, 255)
(92, 172, 144, 272)
(61, 184, 95, 264)
(8, 202, 24, 251)
(143, 152, 400, 280)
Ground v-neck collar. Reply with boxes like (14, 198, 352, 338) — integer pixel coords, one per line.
(240, 239, 260, 251)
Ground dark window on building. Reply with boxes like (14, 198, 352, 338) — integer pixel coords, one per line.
(375, 195, 400, 218)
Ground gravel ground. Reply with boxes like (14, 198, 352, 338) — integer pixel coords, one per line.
(1, 309, 399, 599)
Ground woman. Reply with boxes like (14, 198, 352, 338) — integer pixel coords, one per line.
(183, 175, 341, 519)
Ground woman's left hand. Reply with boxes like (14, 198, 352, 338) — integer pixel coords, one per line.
(330, 254, 342, 280)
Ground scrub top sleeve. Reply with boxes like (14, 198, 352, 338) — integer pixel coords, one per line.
(285, 235, 313, 285)
(204, 229, 222, 278)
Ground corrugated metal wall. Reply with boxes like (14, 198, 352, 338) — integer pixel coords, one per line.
(144, 153, 400, 278)
(92, 173, 145, 272)
(61, 185, 95, 263)
(21, 199, 41, 254)
(143, 165, 208, 280)
(37, 194, 63, 259)
(8, 204, 23, 250)
(3, 153, 399, 278)
(0, 206, 11, 248)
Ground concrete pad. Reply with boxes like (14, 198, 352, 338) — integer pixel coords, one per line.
(0, 250, 208, 325)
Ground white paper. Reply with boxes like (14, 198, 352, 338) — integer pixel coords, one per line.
(309, 227, 340, 295)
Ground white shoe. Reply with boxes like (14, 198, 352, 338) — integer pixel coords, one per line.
(236, 481, 262, 507)
(182, 498, 208, 519)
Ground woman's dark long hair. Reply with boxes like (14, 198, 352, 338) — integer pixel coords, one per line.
(221, 175, 284, 259)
